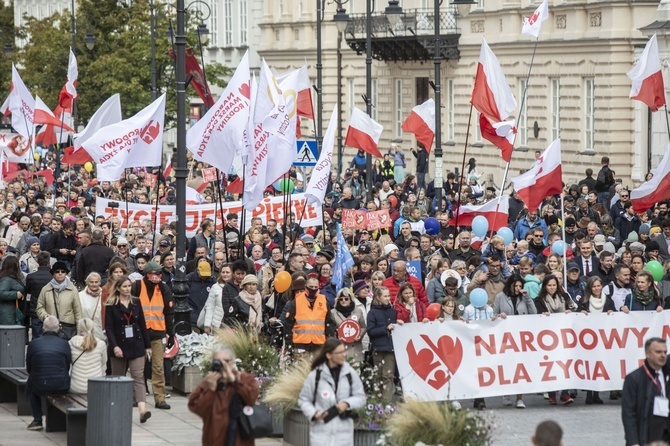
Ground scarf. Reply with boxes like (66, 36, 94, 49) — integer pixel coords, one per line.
(85, 286, 101, 298)
(589, 294, 606, 313)
(632, 286, 657, 307)
(488, 272, 505, 284)
(544, 293, 566, 313)
(238, 289, 263, 330)
(50, 277, 69, 293)
(602, 224, 615, 237)
(336, 302, 354, 317)
(405, 302, 418, 322)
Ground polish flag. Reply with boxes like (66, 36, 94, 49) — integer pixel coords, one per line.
(510, 139, 563, 212)
(401, 99, 435, 153)
(185, 186, 205, 205)
(470, 38, 517, 162)
(276, 66, 314, 120)
(449, 195, 509, 231)
(34, 96, 74, 132)
(62, 145, 93, 165)
(521, 0, 549, 38)
(345, 108, 383, 158)
(58, 48, 78, 113)
(631, 142, 670, 213)
(74, 94, 123, 151)
(9, 64, 35, 139)
(163, 157, 172, 180)
(627, 34, 666, 112)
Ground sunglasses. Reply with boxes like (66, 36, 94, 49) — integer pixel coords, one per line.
(54, 270, 67, 274)
(339, 298, 350, 302)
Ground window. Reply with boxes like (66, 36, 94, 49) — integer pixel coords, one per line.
(209, 1, 218, 46)
(224, 0, 232, 46)
(447, 79, 455, 141)
(278, 0, 283, 17)
(518, 79, 528, 147)
(477, 0, 485, 8)
(584, 78, 595, 151)
(239, 0, 247, 45)
(395, 79, 403, 138)
(348, 78, 356, 114)
(371, 79, 378, 121)
(298, 0, 304, 16)
(415, 77, 429, 105)
(550, 78, 560, 140)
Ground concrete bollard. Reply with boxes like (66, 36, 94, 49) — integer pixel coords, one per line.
(86, 376, 134, 446)
(0, 325, 26, 368)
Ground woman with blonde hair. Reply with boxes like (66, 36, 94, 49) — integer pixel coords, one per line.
(78, 272, 105, 341)
(545, 253, 564, 274)
(69, 318, 107, 394)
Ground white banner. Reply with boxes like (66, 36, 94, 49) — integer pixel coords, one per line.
(392, 311, 670, 401)
(95, 193, 322, 236)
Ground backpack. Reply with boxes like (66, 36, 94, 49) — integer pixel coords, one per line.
(312, 368, 353, 404)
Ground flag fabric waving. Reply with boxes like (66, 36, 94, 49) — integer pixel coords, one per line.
(74, 94, 123, 151)
(521, 0, 549, 38)
(331, 223, 355, 292)
(345, 108, 384, 158)
(0, 133, 31, 163)
(81, 94, 165, 181)
(631, 143, 670, 213)
(510, 139, 563, 212)
(187, 51, 250, 174)
(470, 38, 517, 162)
(627, 34, 666, 112)
(9, 64, 35, 140)
(276, 65, 314, 120)
(449, 195, 510, 231)
(401, 99, 435, 153)
(34, 96, 74, 131)
(0, 94, 9, 117)
(59, 48, 78, 112)
(305, 105, 337, 206)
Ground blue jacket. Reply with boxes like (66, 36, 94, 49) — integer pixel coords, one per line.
(514, 217, 548, 242)
(366, 303, 397, 352)
(186, 272, 216, 326)
(26, 331, 71, 395)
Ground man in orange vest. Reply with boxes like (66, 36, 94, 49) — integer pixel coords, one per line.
(132, 261, 175, 410)
(280, 276, 335, 353)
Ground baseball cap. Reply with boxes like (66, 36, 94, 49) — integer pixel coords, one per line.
(197, 262, 212, 277)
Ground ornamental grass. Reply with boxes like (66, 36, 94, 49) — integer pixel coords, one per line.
(261, 356, 312, 413)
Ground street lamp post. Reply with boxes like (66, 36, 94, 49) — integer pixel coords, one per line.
(433, 0, 443, 206)
(333, 4, 351, 180)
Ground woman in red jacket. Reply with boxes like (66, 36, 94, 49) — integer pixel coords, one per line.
(393, 283, 429, 323)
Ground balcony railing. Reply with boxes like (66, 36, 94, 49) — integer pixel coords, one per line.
(344, 8, 458, 39)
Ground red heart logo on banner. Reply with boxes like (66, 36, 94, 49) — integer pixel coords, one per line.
(406, 335, 463, 390)
(140, 120, 161, 144)
(239, 82, 251, 99)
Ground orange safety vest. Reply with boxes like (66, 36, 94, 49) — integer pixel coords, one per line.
(292, 292, 328, 345)
(138, 280, 166, 331)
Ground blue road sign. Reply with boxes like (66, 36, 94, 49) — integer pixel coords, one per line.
(294, 140, 318, 166)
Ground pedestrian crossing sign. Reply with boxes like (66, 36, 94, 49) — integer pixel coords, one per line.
(294, 140, 318, 166)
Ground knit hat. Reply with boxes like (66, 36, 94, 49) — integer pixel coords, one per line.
(627, 232, 639, 243)
(639, 224, 651, 235)
(197, 262, 212, 277)
(647, 240, 660, 252)
(352, 279, 369, 295)
(384, 244, 399, 256)
(629, 242, 645, 252)
(240, 274, 259, 287)
(26, 236, 40, 247)
(300, 234, 315, 244)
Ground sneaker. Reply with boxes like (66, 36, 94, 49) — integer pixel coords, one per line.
(516, 399, 525, 409)
(502, 396, 513, 406)
(609, 391, 620, 400)
(451, 401, 462, 410)
(27, 420, 43, 431)
(543, 392, 549, 400)
(165, 393, 171, 399)
(560, 394, 574, 405)
(155, 401, 171, 410)
(548, 396, 557, 405)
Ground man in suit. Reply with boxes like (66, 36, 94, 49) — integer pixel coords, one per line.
(573, 239, 600, 277)
(652, 218, 670, 262)
(622, 337, 670, 446)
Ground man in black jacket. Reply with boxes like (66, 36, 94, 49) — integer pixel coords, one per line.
(622, 337, 670, 446)
(46, 219, 78, 269)
(411, 143, 429, 190)
(220, 260, 249, 327)
(26, 315, 71, 431)
(25, 251, 53, 339)
(77, 228, 115, 285)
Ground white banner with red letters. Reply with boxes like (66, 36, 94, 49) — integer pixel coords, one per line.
(96, 193, 321, 236)
(392, 311, 670, 401)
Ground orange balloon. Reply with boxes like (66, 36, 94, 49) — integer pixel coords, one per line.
(425, 303, 442, 321)
(274, 271, 292, 293)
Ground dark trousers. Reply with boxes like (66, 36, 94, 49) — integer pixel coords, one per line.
(28, 391, 42, 421)
(30, 316, 43, 339)
(648, 416, 670, 443)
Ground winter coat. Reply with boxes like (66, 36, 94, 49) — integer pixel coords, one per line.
(331, 306, 367, 345)
(105, 298, 151, 359)
(576, 296, 616, 313)
(0, 276, 24, 325)
(382, 275, 429, 307)
(78, 289, 105, 342)
(221, 281, 242, 326)
(68, 335, 107, 394)
(298, 362, 366, 446)
(366, 303, 397, 352)
(188, 372, 259, 446)
(513, 217, 548, 242)
(492, 291, 537, 316)
(77, 242, 116, 285)
(36, 280, 82, 325)
(26, 331, 71, 396)
(25, 266, 52, 318)
(198, 282, 225, 330)
(622, 361, 670, 446)
(426, 277, 445, 304)
(393, 299, 426, 323)
(523, 275, 542, 300)
(187, 272, 215, 326)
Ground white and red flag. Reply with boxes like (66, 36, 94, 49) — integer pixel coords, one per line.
(510, 139, 563, 212)
(81, 94, 165, 181)
(58, 48, 78, 113)
(34, 96, 74, 131)
(401, 98, 435, 152)
(276, 65, 314, 120)
(0, 94, 9, 117)
(0, 133, 31, 163)
(9, 64, 35, 140)
(163, 157, 172, 180)
(631, 143, 670, 213)
(470, 38, 517, 162)
(449, 195, 509, 231)
(627, 34, 666, 112)
(74, 94, 123, 152)
(305, 105, 337, 206)
(521, 0, 549, 38)
(186, 51, 250, 174)
(345, 107, 384, 158)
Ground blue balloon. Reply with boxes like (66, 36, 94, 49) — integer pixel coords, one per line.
(552, 240, 566, 255)
(498, 227, 514, 245)
(472, 216, 489, 238)
(470, 288, 488, 308)
(424, 217, 440, 235)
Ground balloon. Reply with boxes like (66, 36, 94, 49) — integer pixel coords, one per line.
(425, 303, 442, 321)
(552, 240, 566, 255)
(469, 288, 488, 308)
(272, 179, 282, 191)
(498, 227, 513, 245)
(274, 271, 292, 293)
(472, 216, 489, 238)
(33, 153, 40, 160)
(279, 178, 295, 193)
(424, 217, 440, 235)
(84, 162, 93, 173)
(388, 195, 398, 209)
(646, 260, 664, 282)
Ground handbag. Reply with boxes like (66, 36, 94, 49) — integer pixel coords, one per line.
(14, 299, 23, 325)
(53, 290, 76, 340)
(238, 402, 273, 440)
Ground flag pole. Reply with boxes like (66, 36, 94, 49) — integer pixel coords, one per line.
(151, 163, 163, 252)
(454, 104, 474, 230)
(560, 193, 568, 292)
(124, 168, 130, 231)
(239, 165, 247, 260)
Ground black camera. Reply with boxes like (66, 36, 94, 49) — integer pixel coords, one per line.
(339, 410, 357, 420)
(211, 359, 223, 372)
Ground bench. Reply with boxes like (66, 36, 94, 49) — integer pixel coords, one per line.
(0, 368, 29, 415)
(46, 394, 87, 446)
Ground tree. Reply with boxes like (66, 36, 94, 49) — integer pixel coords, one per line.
(0, 1, 15, 96)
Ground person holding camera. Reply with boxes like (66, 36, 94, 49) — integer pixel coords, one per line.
(298, 338, 366, 446)
(188, 344, 259, 446)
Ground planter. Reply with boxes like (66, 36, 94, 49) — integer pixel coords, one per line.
(282, 408, 310, 446)
(271, 407, 284, 437)
(355, 428, 383, 446)
(171, 365, 203, 394)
